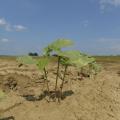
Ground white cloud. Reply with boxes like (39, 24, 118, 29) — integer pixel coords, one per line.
(14, 25, 27, 31)
(0, 18, 11, 31)
(0, 38, 9, 43)
(99, 0, 120, 11)
(0, 17, 27, 32)
(0, 18, 6, 25)
(100, 0, 120, 6)
(83, 20, 89, 28)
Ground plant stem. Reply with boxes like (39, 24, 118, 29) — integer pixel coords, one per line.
(43, 67, 49, 93)
(60, 65, 68, 99)
(55, 56, 60, 91)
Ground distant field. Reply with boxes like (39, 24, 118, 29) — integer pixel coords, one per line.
(0, 55, 17, 61)
(94, 56, 120, 63)
(0, 55, 57, 62)
(0, 55, 120, 63)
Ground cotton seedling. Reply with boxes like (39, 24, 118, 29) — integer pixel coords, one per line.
(44, 39, 100, 101)
(17, 39, 101, 102)
(43, 39, 74, 100)
(36, 57, 50, 93)
(57, 50, 81, 99)
(56, 50, 99, 99)
(88, 62, 102, 79)
(17, 55, 37, 65)
(17, 55, 50, 98)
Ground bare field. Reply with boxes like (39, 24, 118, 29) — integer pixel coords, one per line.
(95, 56, 120, 63)
(0, 56, 120, 120)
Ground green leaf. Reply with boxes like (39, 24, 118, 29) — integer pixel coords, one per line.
(60, 57, 70, 65)
(58, 50, 95, 67)
(50, 39, 74, 49)
(90, 62, 101, 74)
(58, 50, 80, 59)
(36, 57, 49, 70)
(72, 54, 95, 68)
(81, 55, 95, 64)
(58, 50, 81, 65)
(17, 55, 37, 65)
(43, 45, 53, 56)
(43, 39, 74, 56)
(0, 90, 5, 100)
(71, 58, 89, 67)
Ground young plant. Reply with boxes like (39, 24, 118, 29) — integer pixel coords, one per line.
(36, 57, 49, 92)
(43, 39, 74, 100)
(57, 51, 92, 98)
(17, 55, 50, 98)
(17, 39, 101, 103)
(57, 50, 81, 99)
(88, 62, 101, 79)
(17, 55, 37, 65)
(44, 39, 100, 101)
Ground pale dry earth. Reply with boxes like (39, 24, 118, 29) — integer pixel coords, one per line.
(0, 60, 120, 120)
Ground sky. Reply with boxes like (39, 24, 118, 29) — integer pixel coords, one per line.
(0, 0, 120, 55)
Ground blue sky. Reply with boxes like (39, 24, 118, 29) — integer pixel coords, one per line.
(0, 0, 120, 55)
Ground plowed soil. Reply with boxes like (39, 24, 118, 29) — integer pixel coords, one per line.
(0, 59, 120, 120)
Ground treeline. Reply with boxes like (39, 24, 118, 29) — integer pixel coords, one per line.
(28, 52, 38, 56)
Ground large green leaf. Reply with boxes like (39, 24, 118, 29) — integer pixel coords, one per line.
(71, 54, 95, 68)
(17, 55, 37, 65)
(80, 54, 95, 64)
(50, 39, 74, 49)
(36, 57, 49, 70)
(58, 50, 95, 67)
(71, 58, 90, 67)
(58, 50, 80, 59)
(43, 39, 74, 56)
(58, 50, 81, 65)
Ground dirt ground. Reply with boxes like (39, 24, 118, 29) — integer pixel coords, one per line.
(0, 59, 120, 120)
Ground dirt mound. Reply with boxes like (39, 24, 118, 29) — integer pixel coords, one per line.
(0, 62, 120, 120)
(0, 73, 31, 92)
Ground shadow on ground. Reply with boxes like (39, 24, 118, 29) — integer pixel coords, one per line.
(23, 90, 74, 102)
(0, 116, 15, 120)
